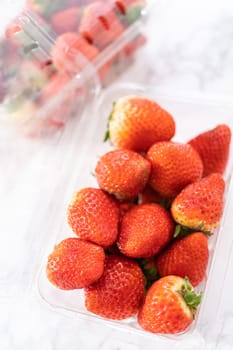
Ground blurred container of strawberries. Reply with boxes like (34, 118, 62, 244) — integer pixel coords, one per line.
(0, 0, 148, 138)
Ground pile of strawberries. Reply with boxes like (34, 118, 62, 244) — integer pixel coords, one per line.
(46, 95, 231, 334)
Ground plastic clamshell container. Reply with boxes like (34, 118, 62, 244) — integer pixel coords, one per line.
(0, 0, 148, 137)
(35, 83, 233, 348)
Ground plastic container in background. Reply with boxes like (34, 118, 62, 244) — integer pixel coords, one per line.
(31, 83, 233, 348)
(0, 0, 149, 138)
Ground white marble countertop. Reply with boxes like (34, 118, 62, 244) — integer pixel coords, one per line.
(1, 0, 233, 349)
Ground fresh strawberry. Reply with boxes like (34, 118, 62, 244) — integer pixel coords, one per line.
(50, 7, 82, 34)
(67, 188, 120, 247)
(188, 124, 231, 177)
(117, 203, 174, 258)
(156, 232, 209, 287)
(95, 149, 151, 201)
(147, 142, 203, 198)
(46, 238, 105, 290)
(51, 32, 99, 73)
(171, 173, 225, 232)
(85, 255, 145, 319)
(106, 96, 175, 152)
(79, 1, 124, 49)
(138, 276, 201, 334)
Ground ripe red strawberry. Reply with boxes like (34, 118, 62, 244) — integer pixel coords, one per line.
(117, 203, 174, 258)
(95, 149, 151, 201)
(67, 188, 120, 247)
(147, 142, 203, 198)
(138, 276, 201, 334)
(79, 1, 124, 49)
(51, 32, 99, 73)
(50, 7, 82, 34)
(188, 124, 231, 177)
(171, 173, 225, 232)
(46, 238, 105, 290)
(85, 255, 145, 319)
(106, 96, 175, 152)
(156, 232, 209, 287)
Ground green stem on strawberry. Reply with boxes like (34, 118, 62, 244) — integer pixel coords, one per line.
(174, 224, 197, 238)
(174, 224, 213, 238)
(180, 277, 202, 317)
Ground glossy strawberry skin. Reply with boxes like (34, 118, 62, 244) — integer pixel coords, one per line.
(79, 1, 124, 49)
(171, 173, 225, 232)
(117, 203, 174, 258)
(156, 232, 209, 287)
(147, 142, 204, 199)
(138, 276, 196, 334)
(67, 188, 120, 247)
(188, 124, 231, 177)
(85, 255, 145, 320)
(95, 149, 151, 201)
(108, 96, 175, 152)
(46, 238, 105, 290)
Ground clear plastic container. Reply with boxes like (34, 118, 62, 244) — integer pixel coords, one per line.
(0, 0, 150, 300)
(0, 0, 148, 137)
(30, 84, 233, 348)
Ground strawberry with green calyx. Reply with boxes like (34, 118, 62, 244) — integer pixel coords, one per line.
(171, 173, 225, 233)
(138, 276, 202, 334)
(156, 232, 209, 287)
(105, 96, 175, 152)
(46, 238, 105, 290)
(188, 124, 231, 177)
(95, 149, 151, 201)
(85, 254, 145, 320)
(117, 203, 174, 258)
